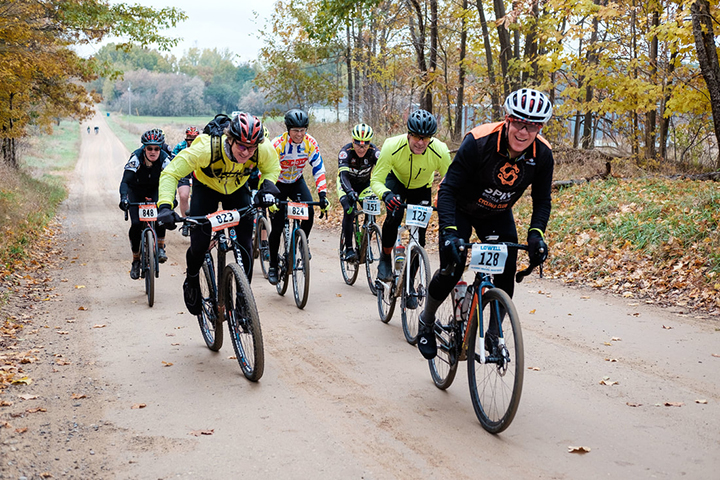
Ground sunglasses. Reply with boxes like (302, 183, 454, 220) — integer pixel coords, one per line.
(145, 146, 161, 152)
(353, 141, 369, 147)
(234, 141, 258, 152)
(508, 118, 542, 133)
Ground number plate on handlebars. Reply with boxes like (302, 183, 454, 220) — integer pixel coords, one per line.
(362, 197, 380, 215)
(405, 204, 432, 228)
(287, 202, 309, 220)
(139, 204, 157, 221)
(207, 210, 241, 231)
(469, 244, 508, 274)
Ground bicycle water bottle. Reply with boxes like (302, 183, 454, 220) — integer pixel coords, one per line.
(394, 244, 405, 272)
(453, 281, 468, 318)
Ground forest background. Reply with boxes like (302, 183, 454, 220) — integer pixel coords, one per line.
(0, 0, 718, 316)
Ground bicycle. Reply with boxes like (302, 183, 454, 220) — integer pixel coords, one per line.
(275, 197, 324, 310)
(180, 206, 264, 381)
(428, 238, 539, 433)
(252, 204, 272, 280)
(338, 187, 383, 294)
(124, 201, 159, 307)
(375, 202, 434, 345)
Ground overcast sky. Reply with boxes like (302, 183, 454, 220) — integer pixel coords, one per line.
(78, 0, 277, 63)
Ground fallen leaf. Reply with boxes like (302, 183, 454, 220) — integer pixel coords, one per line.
(528, 366, 540, 371)
(26, 407, 46, 413)
(580, 296, 590, 299)
(18, 394, 38, 400)
(664, 402, 684, 407)
(662, 325, 673, 330)
(336, 293, 342, 297)
(171, 343, 180, 346)
(66, 319, 75, 323)
(11, 376, 32, 385)
(611, 337, 622, 341)
(695, 399, 708, 405)
(631, 312, 640, 317)
(529, 309, 536, 314)
(1, 421, 12, 428)
(74, 285, 86, 289)
(78, 306, 87, 311)
(568, 446, 591, 454)
(92, 324, 106, 329)
(56, 331, 69, 335)
(626, 402, 642, 407)
(131, 403, 147, 409)
(603, 342, 612, 346)
(712, 354, 720, 358)
(15, 427, 28, 433)
(71, 393, 86, 399)
(188, 429, 214, 436)
(599, 377, 618, 386)
(604, 358, 618, 362)
(40, 473, 52, 478)
(0, 400, 13, 407)
(162, 361, 173, 367)
(228, 356, 237, 360)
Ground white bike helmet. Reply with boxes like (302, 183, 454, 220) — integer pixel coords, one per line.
(503, 88, 553, 124)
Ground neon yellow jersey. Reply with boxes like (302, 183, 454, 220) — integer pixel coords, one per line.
(370, 133, 451, 198)
(158, 133, 280, 208)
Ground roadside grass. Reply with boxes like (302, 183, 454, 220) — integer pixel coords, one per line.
(0, 122, 77, 277)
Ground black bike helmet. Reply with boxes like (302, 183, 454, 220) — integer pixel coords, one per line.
(284, 109, 309, 129)
(226, 112, 265, 145)
(141, 129, 165, 146)
(407, 109, 437, 137)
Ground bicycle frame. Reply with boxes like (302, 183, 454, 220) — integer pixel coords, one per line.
(124, 202, 159, 279)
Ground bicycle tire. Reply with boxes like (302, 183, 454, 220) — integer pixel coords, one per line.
(252, 216, 259, 259)
(276, 235, 290, 296)
(365, 224, 382, 295)
(222, 263, 264, 381)
(198, 255, 223, 351)
(143, 229, 156, 308)
(401, 245, 431, 345)
(376, 279, 397, 324)
(339, 227, 359, 286)
(466, 287, 524, 434)
(429, 295, 459, 389)
(256, 216, 271, 279)
(292, 229, 310, 309)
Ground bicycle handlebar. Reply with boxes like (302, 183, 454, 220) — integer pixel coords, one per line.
(439, 239, 544, 282)
(179, 205, 257, 234)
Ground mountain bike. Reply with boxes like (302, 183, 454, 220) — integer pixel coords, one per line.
(428, 238, 539, 433)
(338, 187, 382, 294)
(180, 206, 264, 381)
(253, 205, 271, 279)
(124, 201, 159, 307)
(275, 198, 324, 309)
(375, 202, 434, 345)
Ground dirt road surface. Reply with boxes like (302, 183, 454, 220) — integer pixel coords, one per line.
(2, 113, 719, 479)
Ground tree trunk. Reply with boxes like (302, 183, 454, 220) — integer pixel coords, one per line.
(475, 0, 501, 119)
(523, 1, 539, 82)
(427, 0, 437, 113)
(659, 49, 677, 161)
(582, 4, 601, 150)
(645, 10, 660, 160)
(346, 25, 355, 123)
(406, 0, 430, 111)
(493, 0, 512, 98)
(454, 0, 468, 141)
(691, 0, 720, 168)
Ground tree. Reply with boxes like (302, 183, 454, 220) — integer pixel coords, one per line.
(0, 0, 185, 167)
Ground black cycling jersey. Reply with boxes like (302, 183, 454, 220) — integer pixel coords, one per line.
(337, 142, 380, 194)
(119, 147, 171, 197)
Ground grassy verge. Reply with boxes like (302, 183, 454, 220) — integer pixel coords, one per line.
(0, 121, 78, 276)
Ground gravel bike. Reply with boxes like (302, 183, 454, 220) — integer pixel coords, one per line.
(124, 201, 159, 307)
(180, 206, 264, 381)
(428, 238, 540, 433)
(376, 202, 433, 345)
(338, 188, 382, 294)
(275, 198, 324, 310)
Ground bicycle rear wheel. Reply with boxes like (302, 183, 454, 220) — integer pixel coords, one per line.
(276, 236, 290, 296)
(143, 229, 156, 307)
(365, 224, 382, 295)
(256, 216, 271, 279)
(292, 229, 310, 309)
(339, 227, 359, 286)
(401, 245, 431, 345)
(466, 287, 524, 434)
(198, 255, 222, 351)
(222, 263, 264, 381)
(429, 295, 459, 389)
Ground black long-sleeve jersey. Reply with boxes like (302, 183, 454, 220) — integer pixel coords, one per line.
(119, 146, 171, 197)
(437, 121, 554, 233)
(337, 142, 380, 194)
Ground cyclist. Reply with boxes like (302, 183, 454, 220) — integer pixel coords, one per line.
(337, 123, 380, 262)
(94, 125, 99, 134)
(172, 126, 200, 215)
(416, 88, 554, 359)
(87, 126, 90, 134)
(155, 113, 280, 315)
(266, 109, 328, 285)
(118, 129, 172, 280)
(370, 109, 451, 283)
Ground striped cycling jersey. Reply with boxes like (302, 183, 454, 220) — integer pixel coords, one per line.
(272, 132, 327, 193)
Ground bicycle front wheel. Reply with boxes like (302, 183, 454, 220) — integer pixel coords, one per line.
(365, 224, 382, 295)
(198, 255, 222, 351)
(339, 227, 359, 286)
(376, 280, 396, 323)
(429, 295, 459, 390)
(222, 263, 264, 381)
(143, 229, 156, 308)
(256, 216, 271, 279)
(466, 287, 524, 434)
(401, 245, 431, 345)
(292, 229, 310, 309)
